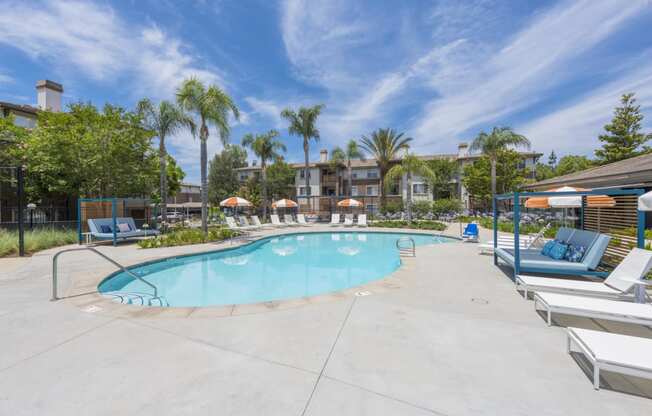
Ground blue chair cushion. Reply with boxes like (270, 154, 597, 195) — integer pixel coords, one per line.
(564, 244, 586, 262)
(541, 240, 555, 256)
(464, 223, 478, 235)
(100, 225, 112, 233)
(549, 242, 569, 260)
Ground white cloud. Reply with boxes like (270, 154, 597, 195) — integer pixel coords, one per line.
(244, 97, 285, 129)
(0, 0, 223, 99)
(517, 64, 652, 156)
(413, 0, 649, 147)
(0, 72, 13, 84)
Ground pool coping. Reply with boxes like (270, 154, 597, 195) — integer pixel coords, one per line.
(62, 227, 461, 319)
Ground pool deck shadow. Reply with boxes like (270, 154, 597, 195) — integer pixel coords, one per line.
(1, 223, 651, 415)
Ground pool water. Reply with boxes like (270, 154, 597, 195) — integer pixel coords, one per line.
(99, 232, 454, 307)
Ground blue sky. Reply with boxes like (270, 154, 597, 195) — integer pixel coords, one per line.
(1, 0, 651, 184)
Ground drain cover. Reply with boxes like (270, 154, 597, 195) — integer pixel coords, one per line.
(355, 290, 372, 297)
(471, 298, 489, 305)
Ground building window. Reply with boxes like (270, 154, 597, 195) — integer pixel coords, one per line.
(413, 183, 428, 195)
(388, 183, 399, 195)
(366, 204, 378, 214)
(239, 174, 247, 181)
(298, 186, 309, 196)
(351, 186, 358, 196)
(299, 169, 311, 179)
(351, 172, 358, 179)
(366, 185, 378, 196)
(517, 161, 526, 170)
(367, 170, 378, 179)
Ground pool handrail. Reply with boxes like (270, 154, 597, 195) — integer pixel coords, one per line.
(51, 247, 160, 304)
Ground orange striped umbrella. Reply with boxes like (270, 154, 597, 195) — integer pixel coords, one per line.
(219, 196, 252, 207)
(524, 186, 616, 208)
(337, 198, 362, 208)
(271, 199, 298, 208)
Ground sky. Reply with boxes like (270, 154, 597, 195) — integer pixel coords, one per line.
(0, 0, 651, 184)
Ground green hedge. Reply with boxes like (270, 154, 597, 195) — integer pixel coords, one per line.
(137, 227, 239, 249)
(371, 220, 447, 231)
(0, 228, 78, 257)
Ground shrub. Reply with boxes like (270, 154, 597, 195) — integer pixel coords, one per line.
(381, 200, 403, 214)
(372, 220, 447, 231)
(411, 200, 432, 218)
(137, 226, 239, 249)
(432, 198, 462, 216)
(0, 228, 78, 257)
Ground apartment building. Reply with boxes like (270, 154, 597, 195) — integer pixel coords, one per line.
(235, 143, 541, 215)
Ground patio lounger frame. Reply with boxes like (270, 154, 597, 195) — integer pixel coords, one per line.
(533, 291, 652, 327)
(567, 327, 652, 390)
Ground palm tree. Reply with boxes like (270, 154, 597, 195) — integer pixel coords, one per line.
(384, 153, 435, 221)
(137, 98, 195, 226)
(359, 128, 412, 209)
(470, 127, 530, 198)
(281, 104, 324, 199)
(241, 130, 286, 220)
(330, 139, 364, 197)
(176, 78, 239, 234)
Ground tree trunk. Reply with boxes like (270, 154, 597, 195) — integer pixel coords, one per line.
(335, 167, 340, 197)
(406, 171, 412, 222)
(304, 138, 310, 198)
(200, 123, 208, 235)
(261, 160, 268, 220)
(159, 135, 167, 229)
(347, 162, 352, 197)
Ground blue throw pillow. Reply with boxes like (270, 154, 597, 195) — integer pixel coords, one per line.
(565, 244, 586, 263)
(549, 242, 569, 260)
(100, 225, 112, 233)
(541, 240, 555, 256)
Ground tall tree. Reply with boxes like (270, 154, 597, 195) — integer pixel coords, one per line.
(547, 150, 557, 167)
(426, 158, 459, 199)
(359, 128, 412, 208)
(241, 130, 286, 220)
(555, 155, 593, 176)
(595, 93, 651, 164)
(207, 145, 248, 204)
(137, 98, 195, 225)
(462, 150, 527, 208)
(384, 153, 435, 221)
(469, 127, 530, 198)
(330, 139, 364, 197)
(281, 104, 324, 198)
(265, 160, 296, 200)
(176, 78, 239, 233)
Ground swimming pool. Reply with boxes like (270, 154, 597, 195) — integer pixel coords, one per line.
(99, 232, 455, 307)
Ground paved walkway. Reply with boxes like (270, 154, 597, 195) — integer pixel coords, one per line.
(1, 224, 651, 415)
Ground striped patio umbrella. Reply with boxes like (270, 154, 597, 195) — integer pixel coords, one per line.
(271, 198, 298, 209)
(337, 198, 363, 208)
(524, 186, 616, 209)
(219, 196, 252, 207)
(638, 191, 652, 211)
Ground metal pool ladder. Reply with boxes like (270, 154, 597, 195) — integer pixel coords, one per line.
(396, 236, 416, 257)
(51, 247, 164, 306)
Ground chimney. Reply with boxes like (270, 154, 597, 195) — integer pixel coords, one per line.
(319, 149, 328, 163)
(457, 142, 469, 158)
(36, 80, 63, 112)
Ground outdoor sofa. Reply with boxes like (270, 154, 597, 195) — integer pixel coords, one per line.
(495, 227, 610, 275)
(87, 217, 159, 242)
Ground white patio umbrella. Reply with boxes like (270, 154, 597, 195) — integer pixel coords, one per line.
(337, 198, 362, 208)
(271, 198, 298, 209)
(638, 191, 652, 211)
(219, 196, 252, 207)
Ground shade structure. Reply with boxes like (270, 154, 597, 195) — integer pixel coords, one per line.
(524, 186, 616, 209)
(639, 191, 652, 211)
(219, 196, 252, 207)
(271, 198, 298, 209)
(337, 198, 362, 208)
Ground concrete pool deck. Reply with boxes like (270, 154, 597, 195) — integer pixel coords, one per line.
(1, 224, 651, 415)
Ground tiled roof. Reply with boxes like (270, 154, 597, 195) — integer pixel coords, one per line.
(0, 101, 39, 116)
(524, 152, 652, 190)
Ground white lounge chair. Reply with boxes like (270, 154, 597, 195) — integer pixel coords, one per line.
(296, 214, 312, 226)
(516, 248, 652, 300)
(567, 327, 652, 390)
(225, 217, 253, 232)
(356, 214, 367, 227)
(251, 215, 274, 228)
(270, 214, 288, 227)
(240, 216, 260, 230)
(329, 213, 341, 226)
(534, 291, 652, 326)
(284, 214, 299, 226)
(343, 214, 354, 227)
